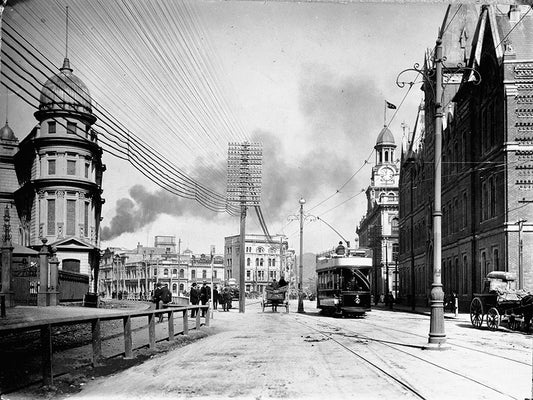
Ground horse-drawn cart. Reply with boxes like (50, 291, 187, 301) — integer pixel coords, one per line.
(262, 285, 289, 313)
(469, 271, 533, 331)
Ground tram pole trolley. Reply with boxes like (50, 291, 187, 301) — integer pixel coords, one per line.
(469, 271, 533, 331)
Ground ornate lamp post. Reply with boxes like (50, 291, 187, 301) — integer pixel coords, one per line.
(396, 33, 480, 349)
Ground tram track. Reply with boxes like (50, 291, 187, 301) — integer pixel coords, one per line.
(355, 311, 531, 367)
(291, 312, 522, 400)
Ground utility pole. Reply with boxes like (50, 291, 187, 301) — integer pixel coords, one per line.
(227, 141, 263, 314)
(518, 219, 527, 289)
(298, 198, 305, 313)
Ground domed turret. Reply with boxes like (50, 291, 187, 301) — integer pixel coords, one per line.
(37, 58, 93, 118)
(0, 122, 16, 141)
(376, 126, 396, 147)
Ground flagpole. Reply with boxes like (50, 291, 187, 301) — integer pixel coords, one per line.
(384, 100, 386, 126)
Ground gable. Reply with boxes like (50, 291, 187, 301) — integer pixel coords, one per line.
(50, 236, 96, 250)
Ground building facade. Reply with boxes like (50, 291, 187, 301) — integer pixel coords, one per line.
(99, 237, 224, 300)
(356, 127, 400, 300)
(224, 234, 288, 293)
(0, 57, 105, 295)
(398, 5, 533, 310)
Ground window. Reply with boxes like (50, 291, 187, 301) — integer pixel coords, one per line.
(84, 202, 89, 237)
(48, 121, 56, 134)
(172, 283, 177, 293)
(62, 259, 80, 273)
(164, 268, 169, 276)
(214, 270, 217, 279)
(172, 269, 177, 277)
(247, 258, 250, 266)
(257, 247, 264, 253)
(48, 159, 56, 175)
(67, 121, 77, 135)
(179, 269, 184, 278)
(67, 159, 76, 175)
(66, 199, 76, 236)
(154, 268, 158, 276)
(191, 270, 196, 279)
(202, 270, 207, 279)
(246, 270, 251, 280)
(47, 199, 55, 235)
(84, 163, 90, 178)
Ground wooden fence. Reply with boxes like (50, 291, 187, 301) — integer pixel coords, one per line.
(0, 304, 209, 388)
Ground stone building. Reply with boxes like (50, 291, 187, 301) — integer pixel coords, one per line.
(356, 127, 399, 300)
(224, 234, 287, 293)
(398, 5, 533, 310)
(0, 57, 105, 301)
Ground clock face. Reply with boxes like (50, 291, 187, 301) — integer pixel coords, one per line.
(379, 167, 394, 182)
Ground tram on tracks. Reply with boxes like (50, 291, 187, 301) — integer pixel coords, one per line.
(316, 242, 373, 317)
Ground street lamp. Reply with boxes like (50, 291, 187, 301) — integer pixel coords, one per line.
(298, 197, 305, 313)
(396, 31, 480, 349)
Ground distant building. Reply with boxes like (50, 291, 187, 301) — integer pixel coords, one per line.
(356, 126, 399, 300)
(224, 234, 287, 293)
(398, 5, 533, 310)
(99, 237, 224, 299)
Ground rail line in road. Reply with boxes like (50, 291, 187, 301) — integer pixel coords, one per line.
(291, 312, 521, 400)
(353, 313, 531, 367)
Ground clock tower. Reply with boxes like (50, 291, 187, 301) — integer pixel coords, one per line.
(356, 125, 399, 301)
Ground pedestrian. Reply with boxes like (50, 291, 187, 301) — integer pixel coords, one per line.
(158, 283, 172, 322)
(189, 282, 199, 318)
(278, 275, 288, 288)
(386, 291, 394, 309)
(222, 286, 232, 311)
(200, 281, 211, 317)
(213, 285, 219, 310)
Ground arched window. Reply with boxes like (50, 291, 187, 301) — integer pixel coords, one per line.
(172, 283, 177, 293)
(164, 268, 169, 276)
(260, 258, 264, 267)
(179, 283, 184, 292)
(247, 258, 251, 266)
(255, 258, 259, 266)
(257, 247, 264, 253)
(154, 268, 158, 276)
(179, 269, 184, 278)
(172, 269, 177, 277)
(202, 270, 207, 279)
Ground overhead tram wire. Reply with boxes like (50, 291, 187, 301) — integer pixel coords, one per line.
(0, 37, 232, 211)
(180, 1, 250, 142)
(0, 68, 236, 214)
(44, 0, 242, 180)
(8, 3, 231, 184)
(2, 25, 239, 215)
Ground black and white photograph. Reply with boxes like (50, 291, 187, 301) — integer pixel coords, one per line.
(0, 1, 533, 399)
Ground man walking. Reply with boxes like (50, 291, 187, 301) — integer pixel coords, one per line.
(200, 281, 211, 317)
(189, 282, 199, 318)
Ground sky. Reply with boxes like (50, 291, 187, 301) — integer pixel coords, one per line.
(1, 0, 455, 255)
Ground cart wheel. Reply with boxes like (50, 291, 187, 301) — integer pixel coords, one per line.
(470, 297, 484, 328)
(487, 307, 500, 331)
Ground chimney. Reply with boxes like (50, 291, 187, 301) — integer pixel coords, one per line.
(508, 5, 520, 24)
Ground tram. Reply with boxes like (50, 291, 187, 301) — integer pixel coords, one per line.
(316, 243, 372, 317)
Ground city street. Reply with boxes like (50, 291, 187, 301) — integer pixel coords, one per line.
(15, 300, 529, 400)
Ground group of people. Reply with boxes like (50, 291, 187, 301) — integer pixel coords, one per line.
(266, 276, 288, 312)
(189, 281, 235, 316)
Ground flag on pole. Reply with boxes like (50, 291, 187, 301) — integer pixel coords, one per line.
(386, 101, 397, 109)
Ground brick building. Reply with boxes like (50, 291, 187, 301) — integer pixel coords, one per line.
(398, 5, 533, 310)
